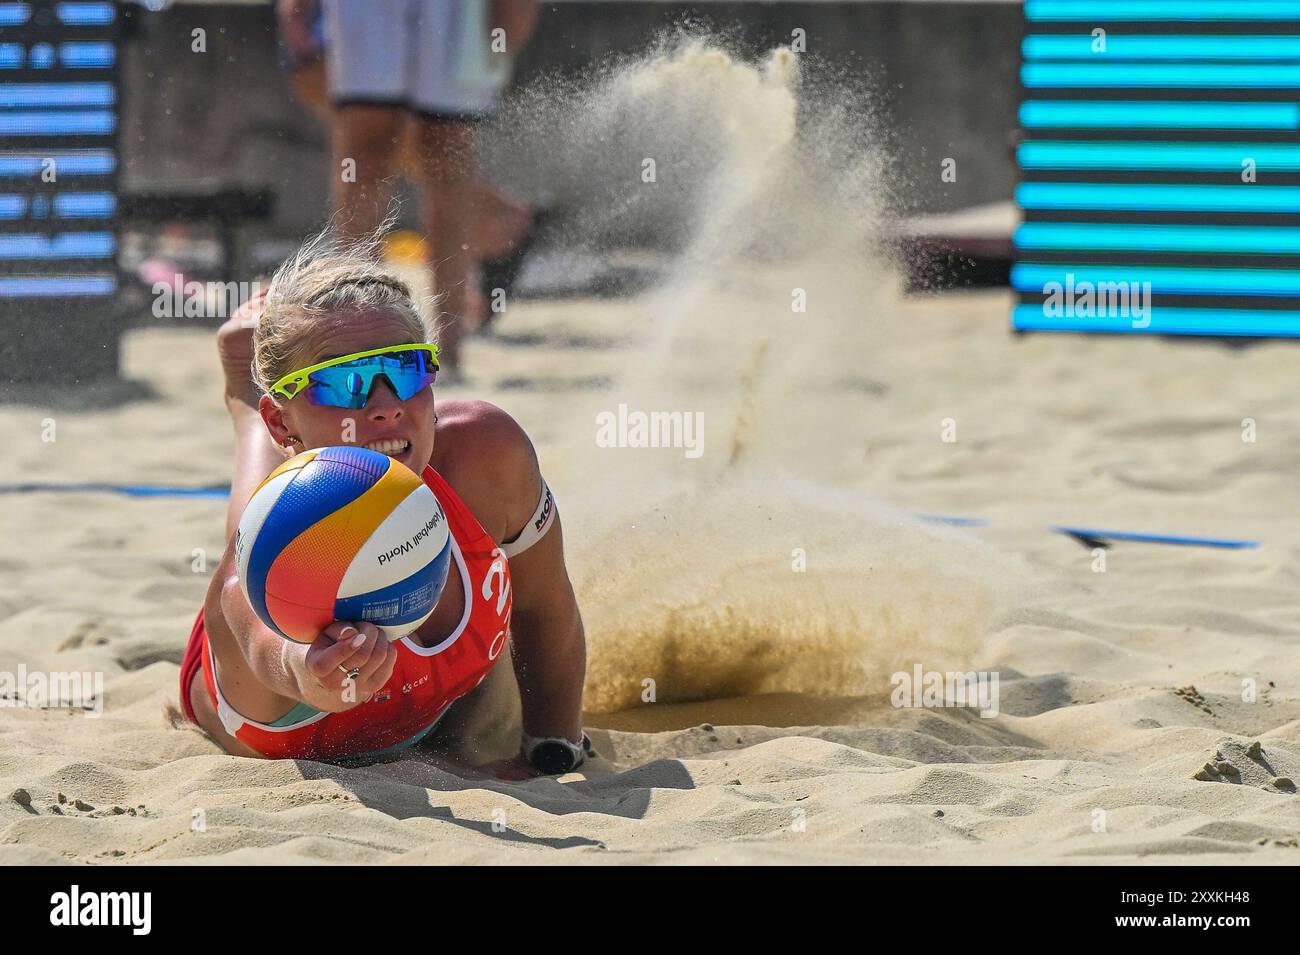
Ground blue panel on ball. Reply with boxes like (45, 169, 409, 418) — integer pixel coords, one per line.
(333, 538, 453, 629)
(244, 449, 388, 638)
(315, 444, 391, 480)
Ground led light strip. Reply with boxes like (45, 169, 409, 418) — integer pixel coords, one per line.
(1018, 142, 1300, 171)
(1020, 101, 1300, 130)
(1027, 1, 1300, 22)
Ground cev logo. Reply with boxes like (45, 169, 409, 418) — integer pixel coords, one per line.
(402, 674, 429, 694)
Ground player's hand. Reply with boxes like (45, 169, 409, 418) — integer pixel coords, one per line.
(230, 286, 267, 329)
(304, 621, 397, 709)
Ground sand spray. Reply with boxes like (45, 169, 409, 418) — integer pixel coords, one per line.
(490, 38, 1029, 716)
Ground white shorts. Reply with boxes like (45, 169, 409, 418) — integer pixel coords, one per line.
(322, 0, 513, 119)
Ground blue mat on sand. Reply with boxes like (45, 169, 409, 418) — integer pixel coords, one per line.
(0, 484, 1264, 549)
(0, 482, 231, 499)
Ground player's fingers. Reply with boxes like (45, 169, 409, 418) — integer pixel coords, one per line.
(327, 624, 386, 684)
(305, 624, 366, 679)
(359, 643, 399, 702)
(355, 630, 393, 681)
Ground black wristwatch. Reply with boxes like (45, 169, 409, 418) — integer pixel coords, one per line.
(523, 732, 592, 774)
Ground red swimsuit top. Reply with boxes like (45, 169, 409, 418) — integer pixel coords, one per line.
(201, 465, 513, 760)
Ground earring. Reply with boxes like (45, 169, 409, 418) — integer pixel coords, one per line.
(283, 435, 299, 448)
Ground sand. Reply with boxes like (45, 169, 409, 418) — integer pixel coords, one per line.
(1, 285, 1299, 865)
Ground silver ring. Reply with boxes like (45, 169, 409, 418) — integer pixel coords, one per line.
(338, 665, 361, 681)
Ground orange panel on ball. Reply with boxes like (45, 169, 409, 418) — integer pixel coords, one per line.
(264, 592, 334, 643)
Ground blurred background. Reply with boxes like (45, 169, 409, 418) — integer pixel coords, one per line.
(0, 0, 1024, 385)
(7, 1, 1299, 380)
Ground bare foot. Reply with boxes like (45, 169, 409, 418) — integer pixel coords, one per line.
(218, 290, 266, 409)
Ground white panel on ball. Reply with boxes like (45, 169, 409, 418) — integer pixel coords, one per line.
(337, 484, 450, 599)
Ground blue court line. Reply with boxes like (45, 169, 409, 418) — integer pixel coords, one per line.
(0, 484, 1261, 550)
(914, 514, 990, 528)
(1020, 101, 1299, 130)
(0, 482, 231, 499)
(917, 514, 1258, 549)
(1027, 1, 1300, 21)
(1024, 64, 1300, 89)
(1024, 35, 1300, 61)
(1053, 526, 1260, 549)
(1018, 141, 1300, 172)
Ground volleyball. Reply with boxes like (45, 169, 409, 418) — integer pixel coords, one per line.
(234, 446, 451, 643)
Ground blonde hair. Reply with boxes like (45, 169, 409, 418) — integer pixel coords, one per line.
(253, 225, 431, 395)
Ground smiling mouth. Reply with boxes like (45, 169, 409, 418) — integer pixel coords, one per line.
(363, 438, 412, 456)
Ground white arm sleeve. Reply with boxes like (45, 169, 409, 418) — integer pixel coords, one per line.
(501, 477, 556, 559)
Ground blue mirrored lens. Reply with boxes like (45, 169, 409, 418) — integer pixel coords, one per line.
(304, 351, 435, 409)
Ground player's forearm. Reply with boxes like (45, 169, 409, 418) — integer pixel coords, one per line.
(510, 601, 586, 742)
(216, 577, 350, 713)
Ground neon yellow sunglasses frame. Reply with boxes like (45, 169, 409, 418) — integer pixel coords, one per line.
(268, 343, 441, 402)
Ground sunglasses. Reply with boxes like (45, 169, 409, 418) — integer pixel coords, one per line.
(268, 343, 440, 410)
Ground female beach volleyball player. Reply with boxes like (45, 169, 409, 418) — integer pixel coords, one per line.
(177, 230, 588, 778)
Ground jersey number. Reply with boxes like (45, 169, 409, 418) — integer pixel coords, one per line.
(482, 554, 511, 617)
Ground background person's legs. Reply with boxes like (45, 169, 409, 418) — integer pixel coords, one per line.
(414, 115, 477, 374)
(320, 0, 410, 235)
(468, 175, 532, 262)
(330, 104, 405, 238)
